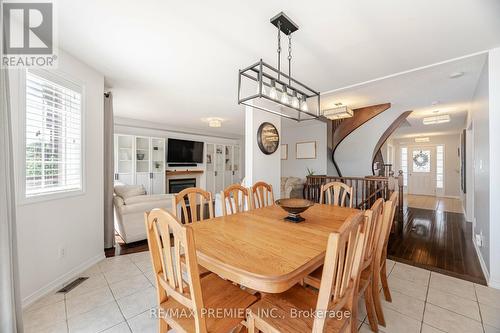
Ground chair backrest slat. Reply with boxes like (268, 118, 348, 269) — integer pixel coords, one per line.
(172, 187, 214, 223)
(145, 208, 208, 333)
(377, 192, 398, 265)
(221, 184, 252, 215)
(312, 211, 365, 333)
(251, 181, 275, 209)
(319, 182, 354, 208)
(361, 198, 384, 265)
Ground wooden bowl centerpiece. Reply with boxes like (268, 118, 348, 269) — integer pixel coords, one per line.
(275, 198, 315, 223)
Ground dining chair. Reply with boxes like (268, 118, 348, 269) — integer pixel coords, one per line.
(372, 192, 398, 326)
(304, 198, 384, 332)
(145, 208, 257, 333)
(319, 181, 354, 208)
(247, 212, 365, 333)
(220, 184, 252, 216)
(251, 181, 275, 209)
(172, 187, 214, 223)
(246, 211, 366, 333)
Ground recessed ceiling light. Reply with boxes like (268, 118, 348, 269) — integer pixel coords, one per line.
(415, 137, 430, 143)
(449, 72, 464, 79)
(433, 110, 440, 113)
(423, 114, 450, 125)
(206, 117, 223, 128)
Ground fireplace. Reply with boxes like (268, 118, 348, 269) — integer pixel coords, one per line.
(169, 178, 196, 193)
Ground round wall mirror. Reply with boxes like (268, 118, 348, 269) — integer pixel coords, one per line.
(257, 122, 279, 155)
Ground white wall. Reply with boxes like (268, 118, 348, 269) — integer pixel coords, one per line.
(469, 58, 490, 275)
(244, 106, 281, 198)
(335, 108, 402, 177)
(488, 47, 500, 288)
(114, 117, 244, 189)
(281, 121, 327, 178)
(9, 50, 105, 304)
(392, 134, 462, 198)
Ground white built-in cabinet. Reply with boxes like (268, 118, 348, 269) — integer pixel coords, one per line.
(114, 134, 165, 194)
(206, 143, 240, 194)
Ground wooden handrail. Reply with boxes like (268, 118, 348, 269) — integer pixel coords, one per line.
(304, 174, 404, 223)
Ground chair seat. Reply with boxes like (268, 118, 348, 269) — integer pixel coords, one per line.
(180, 254, 211, 276)
(248, 284, 350, 333)
(160, 273, 257, 333)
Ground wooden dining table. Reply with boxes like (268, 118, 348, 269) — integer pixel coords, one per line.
(188, 204, 360, 294)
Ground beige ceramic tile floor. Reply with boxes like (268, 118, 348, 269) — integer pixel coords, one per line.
(23, 252, 500, 333)
(404, 194, 464, 214)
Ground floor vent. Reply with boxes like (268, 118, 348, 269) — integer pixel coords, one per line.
(57, 277, 89, 293)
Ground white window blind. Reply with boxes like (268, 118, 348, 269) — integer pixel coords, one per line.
(25, 70, 82, 197)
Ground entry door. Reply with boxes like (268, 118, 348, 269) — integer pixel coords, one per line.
(408, 146, 436, 196)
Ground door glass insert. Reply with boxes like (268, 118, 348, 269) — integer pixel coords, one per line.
(412, 150, 431, 173)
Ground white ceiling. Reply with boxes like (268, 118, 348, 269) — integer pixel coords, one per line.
(320, 54, 487, 138)
(57, 0, 500, 135)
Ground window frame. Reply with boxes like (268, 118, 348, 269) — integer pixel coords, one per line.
(18, 68, 86, 205)
(400, 146, 408, 188)
(436, 144, 445, 191)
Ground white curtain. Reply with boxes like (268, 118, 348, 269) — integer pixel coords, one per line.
(0, 67, 24, 331)
(104, 92, 115, 248)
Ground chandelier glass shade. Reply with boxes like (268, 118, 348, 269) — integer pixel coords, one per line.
(238, 12, 320, 122)
(238, 59, 320, 121)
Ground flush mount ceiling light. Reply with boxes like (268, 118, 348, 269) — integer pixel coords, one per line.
(415, 137, 430, 143)
(449, 71, 464, 79)
(322, 104, 354, 120)
(423, 114, 450, 125)
(238, 12, 320, 122)
(207, 117, 223, 128)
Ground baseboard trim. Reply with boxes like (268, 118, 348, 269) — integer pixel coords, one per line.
(473, 240, 490, 286)
(22, 252, 105, 308)
(490, 277, 500, 290)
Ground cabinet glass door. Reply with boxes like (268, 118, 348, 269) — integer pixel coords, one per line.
(116, 135, 134, 185)
(224, 145, 233, 187)
(206, 144, 215, 193)
(135, 137, 151, 193)
(233, 145, 240, 183)
(151, 138, 165, 194)
(215, 144, 224, 192)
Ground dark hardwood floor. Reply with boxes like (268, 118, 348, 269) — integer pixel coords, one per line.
(105, 235, 148, 257)
(388, 206, 487, 285)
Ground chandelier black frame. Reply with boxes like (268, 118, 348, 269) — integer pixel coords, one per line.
(237, 12, 320, 122)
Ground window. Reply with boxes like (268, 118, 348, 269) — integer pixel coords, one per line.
(412, 150, 431, 173)
(436, 145, 444, 189)
(25, 70, 83, 198)
(401, 147, 408, 186)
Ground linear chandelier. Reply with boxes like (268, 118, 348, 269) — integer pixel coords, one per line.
(238, 12, 320, 122)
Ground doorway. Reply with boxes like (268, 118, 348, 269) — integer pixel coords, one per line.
(408, 146, 436, 196)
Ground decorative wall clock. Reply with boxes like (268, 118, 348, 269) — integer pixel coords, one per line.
(257, 122, 279, 155)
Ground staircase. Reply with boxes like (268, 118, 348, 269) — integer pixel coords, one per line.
(329, 103, 391, 176)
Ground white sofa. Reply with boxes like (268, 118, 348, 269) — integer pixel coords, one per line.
(113, 185, 173, 243)
(281, 177, 305, 199)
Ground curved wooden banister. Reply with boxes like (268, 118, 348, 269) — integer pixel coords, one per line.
(330, 103, 391, 176)
(371, 110, 413, 175)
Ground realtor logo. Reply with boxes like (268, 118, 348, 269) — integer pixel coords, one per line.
(2, 1, 57, 67)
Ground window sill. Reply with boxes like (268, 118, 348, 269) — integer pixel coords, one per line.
(18, 189, 86, 206)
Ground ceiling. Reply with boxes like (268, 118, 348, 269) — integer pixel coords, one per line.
(319, 53, 487, 138)
(57, 0, 500, 135)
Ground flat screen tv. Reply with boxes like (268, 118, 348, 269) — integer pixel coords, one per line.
(167, 138, 204, 164)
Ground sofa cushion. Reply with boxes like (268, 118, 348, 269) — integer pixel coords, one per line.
(123, 194, 172, 205)
(114, 184, 146, 199)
